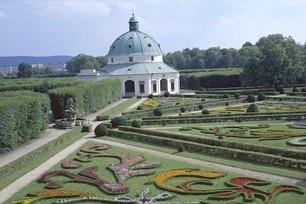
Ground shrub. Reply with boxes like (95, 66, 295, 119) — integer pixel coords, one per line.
(49, 79, 121, 119)
(201, 98, 206, 102)
(202, 109, 210, 115)
(223, 94, 230, 98)
(153, 108, 162, 116)
(301, 87, 306, 92)
(136, 106, 143, 110)
(234, 93, 240, 99)
(94, 123, 108, 137)
(162, 120, 167, 126)
(246, 103, 259, 113)
(246, 94, 256, 102)
(131, 120, 141, 128)
(148, 94, 154, 98)
(180, 107, 186, 113)
(111, 116, 127, 128)
(225, 102, 229, 106)
(96, 114, 110, 121)
(164, 91, 170, 97)
(177, 144, 185, 152)
(292, 87, 299, 92)
(137, 96, 142, 99)
(198, 104, 204, 110)
(257, 93, 266, 101)
(275, 85, 285, 94)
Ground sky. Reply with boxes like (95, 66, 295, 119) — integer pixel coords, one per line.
(0, 0, 306, 56)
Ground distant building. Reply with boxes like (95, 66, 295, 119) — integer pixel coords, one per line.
(78, 14, 180, 97)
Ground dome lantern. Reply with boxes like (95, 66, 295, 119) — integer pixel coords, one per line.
(129, 13, 139, 31)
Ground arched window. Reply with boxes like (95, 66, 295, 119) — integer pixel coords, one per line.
(125, 80, 135, 97)
(160, 79, 168, 92)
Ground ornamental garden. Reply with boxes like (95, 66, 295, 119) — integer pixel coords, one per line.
(1, 78, 306, 204)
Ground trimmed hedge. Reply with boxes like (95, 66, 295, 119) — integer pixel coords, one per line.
(0, 77, 80, 93)
(49, 79, 121, 119)
(108, 128, 306, 170)
(0, 91, 50, 153)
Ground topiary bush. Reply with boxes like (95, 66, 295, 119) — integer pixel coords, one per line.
(136, 106, 143, 110)
(246, 103, 259, 113)
(180, 107, 186, 113)
(164, 91, 170, 97)
(153, 108, 162, 116)
(111, 116, 127, 128)
(131, 120, 141, 128)
(96, 114, 110, 121)
(202, 109, 210, 115)
(148, 94, 154, 98)
(94, 123, 108, 137)
(292, 87, 299, 92)
(177, 144, 185, 152)
(198, 104, 204, 110)
(246, 94, 256, 102)
(257, 93, 266, 101)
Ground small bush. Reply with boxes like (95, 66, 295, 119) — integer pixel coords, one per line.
(301, 87, 306, 92)
(137, 96, 142, 99)
(153, 108, 162, 116)
(176, 102, 180, 105)
(202, 109, 209, 115)
(96, 114, 110, 121)
(246, 94, 256, 102)
(198, 104, 204, 110)
(148, 94, 153, 98)
(292, 87, 299, 92)
(164, 91, 170, 97)
(257, 93, 266, 101)
(246, 103, 259, 113)
(136, 106, 143, 110)
(234, 93, 240, 99)
(94, 123, 108, 137)
(180, 107, 186, 113)
(201, 98, 206, 102)
(177, 144, 185, 152)
(131, 120, 141, 128)
(162, 120, 167, 126)
(275, 85, 284, 94)
(225, 102, 229, 106)
(223, 94, 230, 98)
(111, 116, 127, 128)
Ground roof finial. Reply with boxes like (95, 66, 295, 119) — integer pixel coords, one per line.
(129, 10, 139, 31)
(132, 9, 135, 17)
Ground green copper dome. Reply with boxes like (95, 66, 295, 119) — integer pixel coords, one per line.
(108, 15, 163, 57)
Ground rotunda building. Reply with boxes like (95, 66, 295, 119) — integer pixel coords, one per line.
(78, 14, 180, 97)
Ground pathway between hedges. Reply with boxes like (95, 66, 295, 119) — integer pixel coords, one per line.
(0, 99, 127, 169)
(1, 132, 306, 203)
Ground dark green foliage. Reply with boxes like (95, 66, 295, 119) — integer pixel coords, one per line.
(164, 91, 170, 97)
(153, 108, 162, 116)
(301, 87, 306, 92)
(202, 109, 210, 115)
(198, 104, 204, 110)
(66, 54, 99, 73)
(234, 93, 240, 99)
(96, 114, 110, 121)
(177, 144, 185, 152)
(225, 102, 229, 106)
(180, 107, 186, 113)
(94, 123, 108, 137)
(0, 91, 50, 153)
(49, 79, 121, 119)
(131, 120, 141, 128)
(257, 93, 266, 101)
(148, 94, 153, 99)
(17, 63, 32, 78)
(136, 106, 143, 110)
(292, 87, 299, 92)
(246, 94, 256, 102)
(246, 103, 259, 113)
(223, 94, 230, 98)
(111, 116, 127, 128)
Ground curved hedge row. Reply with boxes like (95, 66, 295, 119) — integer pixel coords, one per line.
(49, 79, 121, 119)
(0, 91, 50, 153)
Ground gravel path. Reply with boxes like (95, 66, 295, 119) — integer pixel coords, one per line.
(0, 99, 126, 169)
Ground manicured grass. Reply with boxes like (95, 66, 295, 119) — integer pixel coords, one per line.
(8, 142, 306, 204)
(180, 68, 243, 77)
(0, 127, 87, 191)
(103, 137, 306, 181)
(102, 97, 139, 117)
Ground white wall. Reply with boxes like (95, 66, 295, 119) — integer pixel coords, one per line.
(108, 55, 163, 64)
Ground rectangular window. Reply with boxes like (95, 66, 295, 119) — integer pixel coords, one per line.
(111, 58, 114, 63)
(152, 81, 157, 92)
(151, 56, 154, 61)
(139, 81, 145, 93)
(171, 80, 175, 91)
(129, 56, 133, 62)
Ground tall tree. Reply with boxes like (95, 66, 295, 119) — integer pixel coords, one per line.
(17, 63, 32, 78)
(66, 54, 99, 73)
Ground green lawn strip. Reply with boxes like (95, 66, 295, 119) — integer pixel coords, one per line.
(7, 141, 306, 204)
(101, 97, 139, 117)
(103, 136, 306, 181)
(0, 127, 87, 191)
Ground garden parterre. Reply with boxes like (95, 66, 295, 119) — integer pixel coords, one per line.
(8, 142, 306, 204)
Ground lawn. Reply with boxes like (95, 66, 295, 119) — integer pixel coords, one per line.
(102, 97, 140, 117)
(8, 142, 306, 204)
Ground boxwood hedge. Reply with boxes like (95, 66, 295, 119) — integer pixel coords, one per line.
(49, 79, 121, 119)
(0, 91, 50, 153)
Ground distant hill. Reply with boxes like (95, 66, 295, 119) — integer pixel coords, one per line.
(0, 56, 73, 67)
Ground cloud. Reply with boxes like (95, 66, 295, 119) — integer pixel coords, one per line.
(41, 0, 111, 17)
